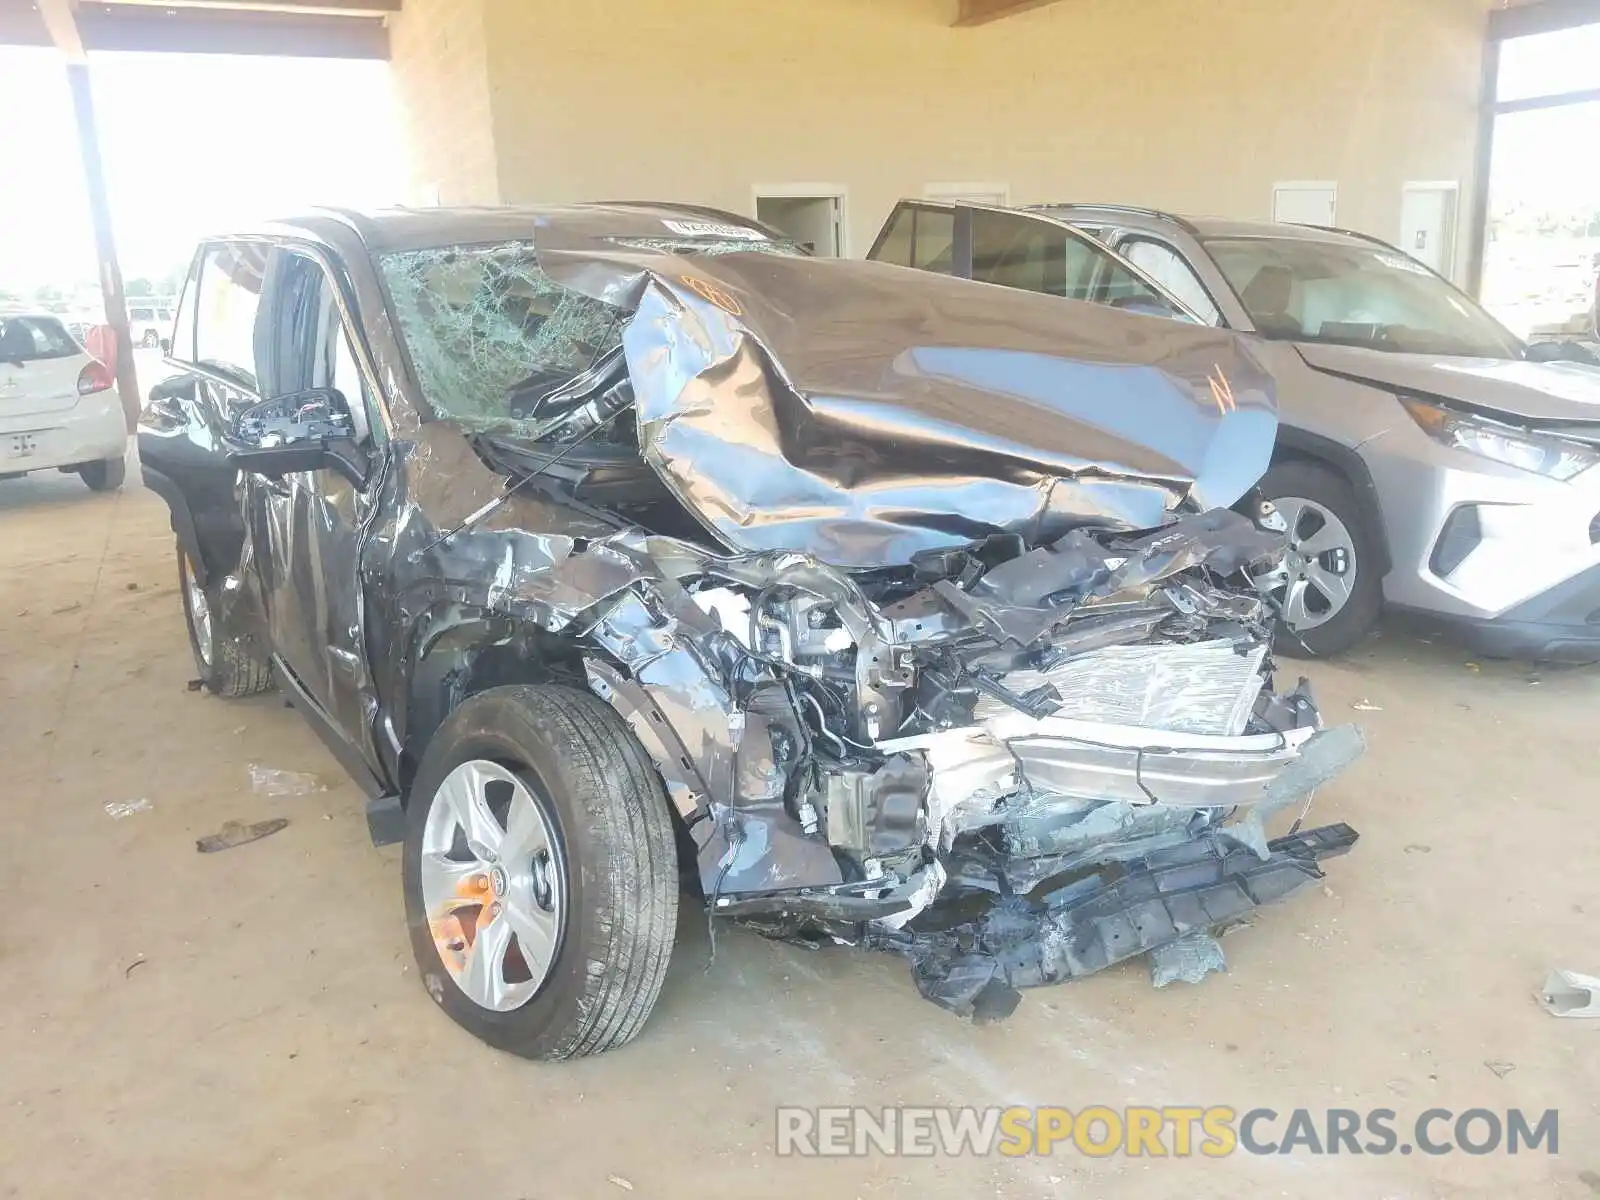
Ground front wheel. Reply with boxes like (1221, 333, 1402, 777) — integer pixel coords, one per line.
(402, 684, 679, 1060)
(1253, 461, 1385, 658)
(177, 542, 274, 696)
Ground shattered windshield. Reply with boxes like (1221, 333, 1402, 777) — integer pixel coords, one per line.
(380, 241, 628, 430)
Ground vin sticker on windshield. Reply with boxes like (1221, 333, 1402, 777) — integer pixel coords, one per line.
(662, 219, 769, 241)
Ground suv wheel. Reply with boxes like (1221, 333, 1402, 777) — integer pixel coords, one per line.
(79, 456, 126, 492)
(177, 542, 274, 696)
(403, 684, 678, 1060)
(142, 329, 160, 348)
(1254, 461, 1384, 658)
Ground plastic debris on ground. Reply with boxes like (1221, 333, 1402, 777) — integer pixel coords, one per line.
(248, 764, 324, 797)
(196, 817, 291, 854)
(1150, 931, 1228, 988)
(105, 798, 152, 819)
(1539, 969, 1600, 1017)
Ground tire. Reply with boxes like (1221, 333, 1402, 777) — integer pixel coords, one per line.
(177, 542, 274, 697)
(142, 329, 160, 348)
(79, 456, 126, 492)
(1257, 460, 1385, 658)
(402, 684, 678, 1060)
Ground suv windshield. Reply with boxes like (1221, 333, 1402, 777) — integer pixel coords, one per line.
(381, 241, 629, 431)
(1205, 236, 1522, 358)
(381, 237, 804, 432)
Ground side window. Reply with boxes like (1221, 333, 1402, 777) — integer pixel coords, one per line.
(911, 207, 955, 274)
(1122, 239, 1223, 324)
(971, 210, 1098, 296)
(331, 315, 385, 446)
(263, 247, 385, 445)
(869, 204, 956, 275)
(195, 241, 268, 388)
(871, 204, 915, 267)
(168, 254, 201, 361)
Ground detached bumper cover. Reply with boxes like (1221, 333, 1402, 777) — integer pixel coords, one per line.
(876, 823, 1360, 1022)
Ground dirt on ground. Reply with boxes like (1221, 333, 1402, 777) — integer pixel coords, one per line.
(1, 452, 1598, 1200)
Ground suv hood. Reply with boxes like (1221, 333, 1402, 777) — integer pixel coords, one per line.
(539, 248, 1280, 570)
(1296, 342, 1600, 424)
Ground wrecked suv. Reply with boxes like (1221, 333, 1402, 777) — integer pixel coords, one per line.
(139, 204, 1361, 1059)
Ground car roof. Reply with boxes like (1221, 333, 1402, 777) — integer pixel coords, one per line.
(209, 202, 785, 255)
(1030, 204, 1383, 248)
(0, 310, 69, 322)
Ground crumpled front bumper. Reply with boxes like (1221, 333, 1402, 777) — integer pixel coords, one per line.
(876, 823, 1359, 1022)
(860, 708, 1365, 1017)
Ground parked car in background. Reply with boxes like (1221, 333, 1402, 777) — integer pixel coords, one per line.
(138, 203, 1357, 1057)
(872, 201, 1600, 662)
(128, 299, 175, 348)
(0, 312, 126, 490)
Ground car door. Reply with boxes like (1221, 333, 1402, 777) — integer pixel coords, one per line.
(965, 207, 1190, 320)
(866, 201, 965, 276)
(138, 243, 264, 586)
(240, 245, 389, 780)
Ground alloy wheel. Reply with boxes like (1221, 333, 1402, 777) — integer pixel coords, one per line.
(420, 760, 566, 1012)
(1255, 495, 1359, 632)
(185, 557, 214, 667)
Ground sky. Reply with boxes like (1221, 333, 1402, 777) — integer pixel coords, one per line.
(0, 48, 406, 296)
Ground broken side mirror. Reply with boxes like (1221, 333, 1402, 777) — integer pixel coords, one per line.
(227, 387, 368, 486)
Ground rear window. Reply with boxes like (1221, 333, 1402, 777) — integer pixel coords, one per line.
(0, 316, 78, 363)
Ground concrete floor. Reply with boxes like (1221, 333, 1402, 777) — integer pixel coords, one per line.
(2, 454, 1598, 1199)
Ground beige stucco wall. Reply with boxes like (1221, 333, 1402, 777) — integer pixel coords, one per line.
(388, 0, 500, 205)
(393, 0, 1494, 273)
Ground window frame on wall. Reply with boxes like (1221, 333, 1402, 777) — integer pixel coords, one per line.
(1469, 1, 1600, 297)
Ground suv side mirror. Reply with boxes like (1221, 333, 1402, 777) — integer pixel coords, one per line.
(227, 388, 368, 485)
(1109, 294, 1190, 322)
(159, 337, 171, 355)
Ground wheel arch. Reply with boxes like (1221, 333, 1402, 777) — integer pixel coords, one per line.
(396, 601, 593, 797)
(141, 466, 211, 585)
(1271, 428, 1393, 579)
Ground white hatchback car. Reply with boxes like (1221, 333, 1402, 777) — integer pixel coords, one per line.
(0, 313, 127, 490)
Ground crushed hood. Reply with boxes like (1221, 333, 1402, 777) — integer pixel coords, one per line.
(1297, 342, 1600, 424)
(531, 240, 1280, 570)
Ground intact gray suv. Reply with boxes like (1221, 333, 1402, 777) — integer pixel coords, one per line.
(870, 200, 1600, 662)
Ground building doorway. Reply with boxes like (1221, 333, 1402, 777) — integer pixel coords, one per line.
(753, 186, 846, 256)
(1400, 182, 1460, 277)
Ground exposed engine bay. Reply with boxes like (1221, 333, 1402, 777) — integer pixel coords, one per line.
(482, 504, 1363, 1021)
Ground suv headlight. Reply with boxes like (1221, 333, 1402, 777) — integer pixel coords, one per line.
(1401, 397, 1600, 481)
